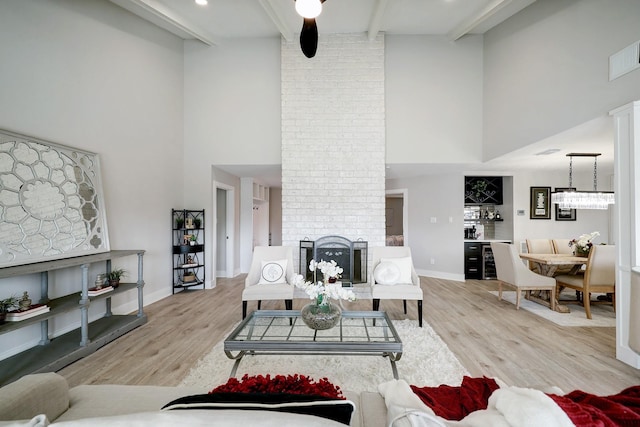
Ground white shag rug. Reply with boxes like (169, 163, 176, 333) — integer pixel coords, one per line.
(490, 291, 616, 327)
(180, 320, 468, 393)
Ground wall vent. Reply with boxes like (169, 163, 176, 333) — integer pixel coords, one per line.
(609, 40, 640, 81)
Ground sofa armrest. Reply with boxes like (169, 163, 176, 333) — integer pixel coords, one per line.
(0, 373, 69, 421)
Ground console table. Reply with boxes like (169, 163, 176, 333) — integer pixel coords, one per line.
(0, 250, 146, 386)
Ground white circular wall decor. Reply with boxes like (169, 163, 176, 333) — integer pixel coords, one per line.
(0, 129, 110, 267)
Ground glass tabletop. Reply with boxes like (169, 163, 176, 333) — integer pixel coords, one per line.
(225, 310, 402, 352)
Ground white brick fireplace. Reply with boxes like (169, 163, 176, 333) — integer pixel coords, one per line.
(281, 33, 386, 256)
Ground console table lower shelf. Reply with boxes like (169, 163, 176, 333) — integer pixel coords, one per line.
(224, 310, 403, 380)
(0, 314, 146, 386)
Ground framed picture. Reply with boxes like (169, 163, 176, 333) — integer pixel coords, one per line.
(554, 187, 577, 221)
(530, 187, 551, 219)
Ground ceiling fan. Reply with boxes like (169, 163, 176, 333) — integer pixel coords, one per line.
(295, 0, 326, 58)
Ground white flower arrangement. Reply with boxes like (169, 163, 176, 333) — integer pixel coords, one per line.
(569, 231, 600, 251)
(293, 259, 355, 305)
(314, 259, 343, 282)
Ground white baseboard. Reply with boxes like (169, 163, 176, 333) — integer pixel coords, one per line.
(415, 268, 465, 282)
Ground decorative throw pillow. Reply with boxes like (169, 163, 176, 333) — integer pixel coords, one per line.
(258, 259, 287, 284)
(374, 261, 401, 285)
(162, 392, 354, 425)
(162, 375, 354, 425)
(380, 257, 413, 284)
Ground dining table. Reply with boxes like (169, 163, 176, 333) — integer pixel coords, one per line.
(518, 253, 588, 313)
(518, 253, 587, 276)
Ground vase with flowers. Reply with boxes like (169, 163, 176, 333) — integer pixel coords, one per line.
(569, 231, 600, 257)
(294, 259, 355, 330)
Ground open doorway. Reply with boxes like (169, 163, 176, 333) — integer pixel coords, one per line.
(385, 189, 408, 246)
(213, 182, 235, 280)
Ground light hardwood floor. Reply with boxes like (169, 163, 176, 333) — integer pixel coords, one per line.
(58, 276, 640, 395)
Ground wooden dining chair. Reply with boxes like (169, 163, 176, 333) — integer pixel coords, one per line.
(554, 245, 615, 319)
(552, 239, 573, 255)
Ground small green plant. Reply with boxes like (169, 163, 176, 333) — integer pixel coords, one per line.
(0, 296, 18, 313)
(175, 217, 185, 229)
(107, 268, 127, 286)
(194, 218, 201, 229)
(190, 234, 197, 242)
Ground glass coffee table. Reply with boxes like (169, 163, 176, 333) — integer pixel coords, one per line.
(224, 310, 403, 379)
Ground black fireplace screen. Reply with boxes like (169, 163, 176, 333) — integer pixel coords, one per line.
(299, 236, 368, 284)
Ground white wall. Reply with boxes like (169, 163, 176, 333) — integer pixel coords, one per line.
(184, 37, 281, 281)
(385, 35, 484, 164)
(483, 0, 640, 160)
(387, 173, 464, 280)
(0, 0, 184, 359)
(511, 170, 611, 246)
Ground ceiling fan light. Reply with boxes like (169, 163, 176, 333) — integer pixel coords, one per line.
(295, 0, 322, 19)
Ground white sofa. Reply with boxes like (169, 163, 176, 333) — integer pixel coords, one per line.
(0, 373, 387, 427)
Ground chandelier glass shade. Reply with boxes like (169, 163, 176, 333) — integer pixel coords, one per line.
(550, 153, 614, 210)
(295, 0, 322, 18)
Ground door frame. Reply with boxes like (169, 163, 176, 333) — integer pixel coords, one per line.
(213, 181, 235, 280)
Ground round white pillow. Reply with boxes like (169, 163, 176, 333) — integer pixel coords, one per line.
(373, 261, 401, 285)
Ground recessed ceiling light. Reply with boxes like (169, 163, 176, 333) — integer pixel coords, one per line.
(195, 0, 208, 5)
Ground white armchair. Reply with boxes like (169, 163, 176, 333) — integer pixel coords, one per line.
(369, 246, 423, 327)
(242, 246, 295, 319)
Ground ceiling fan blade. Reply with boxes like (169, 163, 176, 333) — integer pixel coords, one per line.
(300, 17, 318, 58)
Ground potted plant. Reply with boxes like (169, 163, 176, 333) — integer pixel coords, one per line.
(189, 234, 198, 246)
(194, 218, 201, 229)
(107, 268, 127, 288)
(175, 217, 184, 229)
(0, 296, 18, 323)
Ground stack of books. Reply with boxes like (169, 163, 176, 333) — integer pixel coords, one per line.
(87, 286, 114, 297)
(6, 304, 50, 322)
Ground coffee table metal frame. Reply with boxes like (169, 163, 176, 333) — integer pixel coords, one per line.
(224, 310, 403, 379)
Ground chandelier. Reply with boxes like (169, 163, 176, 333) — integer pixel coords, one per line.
(551, 153, 614, 209)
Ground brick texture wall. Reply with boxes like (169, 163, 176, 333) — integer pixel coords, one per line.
(281, 33, 386, 264)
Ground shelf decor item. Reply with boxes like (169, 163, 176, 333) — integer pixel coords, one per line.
(0, 296, 18, 324)
(294, 260, 355, 330)
(18, 292, 31, 311)
(107, 268, 126, 288)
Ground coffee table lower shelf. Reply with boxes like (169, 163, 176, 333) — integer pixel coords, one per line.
(224, 310, 403, 379)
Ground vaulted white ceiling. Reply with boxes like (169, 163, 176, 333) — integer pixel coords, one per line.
(108, 0, 538, 45)
(108, 0, 614, 185)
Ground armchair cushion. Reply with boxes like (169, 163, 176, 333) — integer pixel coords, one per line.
(380, 257, 413, 284)
(373, 261, 401, 285)
(258, 259, 288, 284)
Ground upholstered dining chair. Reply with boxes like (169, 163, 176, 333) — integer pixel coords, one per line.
(555, 244, 615, 319)
(490, 242, 557, 311)
(242, 246, 295, 319)
(369, 246, 423, 327)
(525, 238, 555, 271)
(552, 239, 573, 255)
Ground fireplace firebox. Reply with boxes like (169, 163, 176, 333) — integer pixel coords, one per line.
(299, 236, 368, 284)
